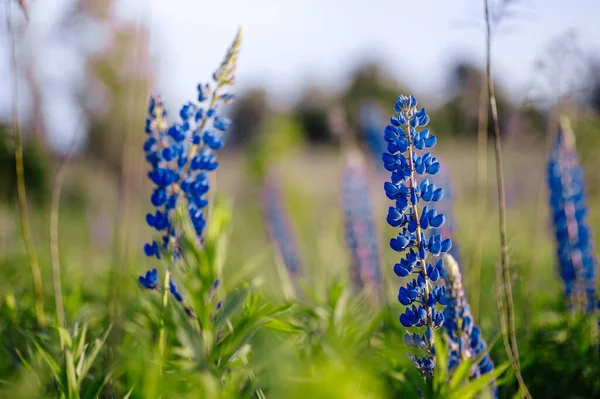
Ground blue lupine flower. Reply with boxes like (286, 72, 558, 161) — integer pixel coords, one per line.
(142, 41, 239, 259)
(139, 29, 241, 317)
(358, 101, 387, 167)
(547, 120, 597, 312)
(341, 150, 382, 299)
(430, 161, 461, 263)
(442, 254, 497, 397)
(169, 279, 183, 303)
(382, 95, 452, 377)
(262, 176, 303, 277)
(139, 268, 159, 290)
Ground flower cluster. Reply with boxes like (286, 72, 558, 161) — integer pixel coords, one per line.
(382, 95, 452, 376)
(341, 150, 382, 295)
(138, 29, 241, 304)
(262, 176, 303, 277)
(442, 254, 496, 395)
(547, 120, 596, 312)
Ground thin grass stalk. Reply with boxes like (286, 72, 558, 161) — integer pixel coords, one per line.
(157, 267, 171, 375)
(49, 134, 80, 333)
(7, 1, 45, 327)
(484, 1, 529, 396)
(470, 78, 489, 321)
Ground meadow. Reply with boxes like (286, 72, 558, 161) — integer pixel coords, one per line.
(2, 2, 600, 398)
(2, 133, 599, 398)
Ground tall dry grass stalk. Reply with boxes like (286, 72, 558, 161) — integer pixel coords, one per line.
(470, 78, 489, 321)
(483, 0, 530, 396)
(49, 134, 80, 333)
(7, 0, 45, 327)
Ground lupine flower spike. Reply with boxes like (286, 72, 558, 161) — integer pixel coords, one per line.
(547, 117, 596, 313)
(139, 29, 241, 307)
(262, 175, 304, 278)
(430, 161, 461, 264)
(443, 254, 497, 397)
(382, 95, 452, 376)
(341, 150, 383, 301)
(359, 101, 388, 167)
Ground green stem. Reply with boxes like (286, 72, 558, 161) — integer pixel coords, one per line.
(469, 79, 489, 321)
(157, 268, 171, 374)
(8, 1, 45, 327)
(406, 122, 434, 353)
(50, 156, 70, 332)
(484, 1, 530, 397)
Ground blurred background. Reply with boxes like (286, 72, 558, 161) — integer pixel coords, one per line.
(2, 0, 600, 397)
(2, 0, 600, 273)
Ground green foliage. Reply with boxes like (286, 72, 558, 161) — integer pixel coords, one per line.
(0, 126, 49, 204)
(572, 112, 600, 195)
(521, 313, 600, 398)
(396, 332, 508, 399)
(1, 140, 599, 398)
(245, 113, 305, 182)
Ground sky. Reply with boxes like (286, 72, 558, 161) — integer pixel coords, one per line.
(1, 0, 600, 150)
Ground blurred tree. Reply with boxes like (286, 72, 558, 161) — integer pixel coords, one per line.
(229, 88, 270, 146)
(294, 86, 334, 144)
(246, 113, 305, 182)
(340, 62, 404, 132)
(430, 59, 543, 139)
(0, 125, 49, 204)
(572, 111, 600, 196)
(586, 59, 600, 113)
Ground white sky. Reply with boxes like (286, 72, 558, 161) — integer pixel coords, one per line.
(1, 0, 600, 150)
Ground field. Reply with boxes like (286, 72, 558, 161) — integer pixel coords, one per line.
(2, 136, 599, 398)
(3, 1, 600, 397)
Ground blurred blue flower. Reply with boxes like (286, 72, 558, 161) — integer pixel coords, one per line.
(262, 176, 303, 277)
(139, 268, 159, 290)
(358, 101, 388, 167)
(382, 94, 452, 377)
(169, 279, 183, 303)
(547, 121, 597, 312)
(142, 52, 238, 260)
(443, 254, 496, 396)
(341, 151, 382, 298)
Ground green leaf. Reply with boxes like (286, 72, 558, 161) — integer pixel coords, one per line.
(78, 326, 111, 384)
(263, 318, 303, 333)
(451, 363, 508, 399)
(74, 324, 88, 360)
(64, 349, 79, 398)
(214, 288, 249, 328)
(448, 354, 474, 390)
(434, 331, 449, 391)
(58, 327, 73, 349)
(122, 386, 135, 399)
(33, 341, 61, 383)
(82, 372, 112, 399)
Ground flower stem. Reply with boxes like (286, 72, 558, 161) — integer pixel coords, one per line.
(8, 2, 45, 327)
(157, 267, 171, 374)
(470, 79, 489, 321)
(407, 133, 434, 351)
(484, 1, 529, 397)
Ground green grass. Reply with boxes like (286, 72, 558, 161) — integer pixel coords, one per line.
(0, 140, 599, 398)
